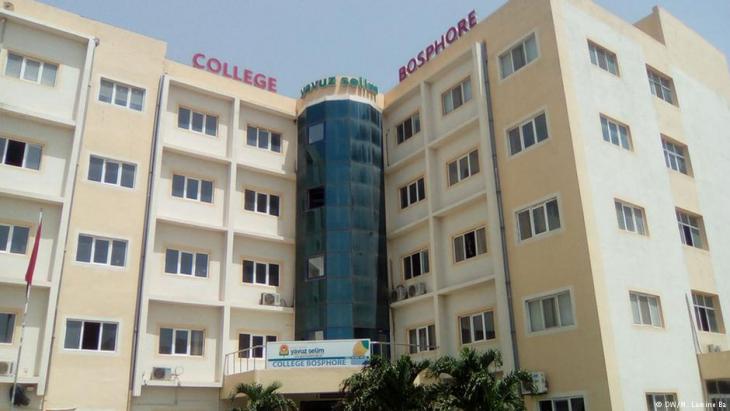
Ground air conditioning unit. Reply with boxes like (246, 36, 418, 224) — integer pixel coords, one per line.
(395, 285, 408, 301)
(523, 371, 548, 395)
(0, 361, 14, 376)
(151, 367, 172, 381)
(261, 292, 281, 306)
(707, 344, 722, 353)
(415, 282, 427, 296)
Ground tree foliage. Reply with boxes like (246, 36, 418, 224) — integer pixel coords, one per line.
(230, 381, 297, 411)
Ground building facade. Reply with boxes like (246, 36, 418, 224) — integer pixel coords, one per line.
(0, 0, 729, 410)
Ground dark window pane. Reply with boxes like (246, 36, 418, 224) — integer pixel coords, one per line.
(460, 316, 471, 344)
(10, 226, 29, 254)
(396, 124, 404, 144)
(178, 108, 190, 129)
(408, 329, 417, 354)
(404, 118, 413, 139)
(417, 178, 425, 201)
(5, 140, 25, 167)
(473, 314, 485, 341)
(271, 133, 282, 153)
(81, 322, 101, 350)
(570, 398, 585, 411)
(0, 225, 8, 252)
(308, 187, 325, 209)
(247, 126, 258, 147)
(512, 44, 526, 70)
(239, 333, 251, 358)
(522, 123, 535, 148)
(200, 180, 213, 203)
(99, 79, 113, 103)
(469, 150, 479, 175)
(255, 262, 267, 284)
(427, 325, 436, 350)
(535, 114, 548, 142)
(532, 207, 547, 234)
(408, 183, 417, 205)
(484, 312, 496, 339)
(101, 323, 117, 351)
(508, 128, 522, 155)
(452, 87, 463, 109)
(190, 330, 204, 356)
(258, 130, 269, 149)
(174, 330, 189, 354)
(554, 399, 570, 411)
(412, 253, 421, 277)
(114, 85, 129, 107)
(205, 115, 217, 136)
(89, 156, 103, 182)
(186, 178, 199, 200)
(403, 256, 412, 279)
(159, 328, 173, 354)
(454, 236, 465, 262)
(269, 195, 280, 216)
(539, 401, 553, 411)
(0, 313, 15, 344)
(244, 190, 256, 211)
(104, 161, 119, 184)
(422, 251, 430, 273)
(172, 175, 185, 198)
(269, 264, 280, 286)
(253, 335, 264, 358)
(180, 252, 193, 275)
(165, 249, 179, 273)
(93, 239, 109, 264)
(77, 235, 93, 262)
(400, 187, 408, 209)
(121, 164, 135, 188)
(464, 231, 477, 259)
(257, 193, 268, 213)
(448, 161, 458, 186)
(243, 260, 254, 283)
(64, 320, 82, 349)
(25, 144, 41, 170)
(191, 112, 204, 133)
(309, 123, 324, 143)
(518, 211, 532, 240)
(129, 88, 144, 111)
(546, 199, 561, 230)
(195, 253, 208, 277)
(110, 240, 126, 267)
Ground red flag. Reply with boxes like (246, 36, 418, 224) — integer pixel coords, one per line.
(24, 217, 42, 286)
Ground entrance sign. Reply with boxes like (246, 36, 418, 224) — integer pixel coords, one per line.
(398, 10, 478, 82)
(192, 53, 277, 93)
(300, 76, 378, 98)
(266, 339, 371, 369)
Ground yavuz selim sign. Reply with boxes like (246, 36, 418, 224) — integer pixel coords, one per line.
(398, 10, 478, 82)
(266, 339, 371, 369)
(192, 53, 278, 93)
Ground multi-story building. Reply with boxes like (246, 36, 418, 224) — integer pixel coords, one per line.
(0, 0, 729, 410)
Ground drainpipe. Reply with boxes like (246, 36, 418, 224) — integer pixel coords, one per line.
(480, 42, 520, 370)
(127, 73, 165, 410)
(0, 17, 7, 46)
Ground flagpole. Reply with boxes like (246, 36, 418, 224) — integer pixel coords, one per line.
(10, 210, 42, 409)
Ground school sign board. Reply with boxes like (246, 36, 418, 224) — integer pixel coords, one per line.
(266, 339, 371, 369)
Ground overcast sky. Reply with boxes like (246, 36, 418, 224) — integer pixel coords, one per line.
(40, 0, 730, 97)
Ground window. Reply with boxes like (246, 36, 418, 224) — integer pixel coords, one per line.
(538, 396, 586, 411)
(647, 67, 676, 105)
(0, 223, 30, 254)
(676, 210, 705, 249)
(615, 201, 647, 235)
(5, 52, 58, 86)
(98, 78, 145, 111)
(403, 249, 429, 280)
(588, 41, 618, 75)
(0, 313, 16, 344)
(247, 126, 282, 153)
(172, 174, 213, 203)
(447, 149, 479, 186)
(178, 107, 217, 136)
(399, 177, 425, 209)
(88, 155, 135, 188)
(308, 187, 325, 209)
(309, 123, 324, 143)
(159, 328, 204, 356)
(693, 293, 721, 333)
(243, 260, 280, 286)
(646, 393, 678, 411)
(507, 113, 548, 155)
(600, 115, 631, 150)
(499, 33, 538, 78)
(63, 320, 118, 352)
(442, 77, 472, 115)
(459, 311, 495, 344)
(408, 324, 436, 354)
(307, 255, 324, 279)
(630, 292, 663, 327)
(517, 198, 561, 241)
(527, 290, 574, 332)
(75, 234, 127, 267)
(453, 227, 487, 263)
(396, 112, 421, 144)
(244, 189, 280, 216)
(0, 137, 42, 170)
(164, 249, 208, 278)
(662, 138, 690, 175)
(238, 333, 277, 358)
(707, 381, 730, 411)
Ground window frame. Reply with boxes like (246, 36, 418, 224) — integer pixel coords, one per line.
(458, 309, 496, 345)
(237, 332, 277, 359)
(506, 111, 549, 156)
(307, 255, 325, 280)
(525, 289, 576, 334)
(407, 324, 436, 354)
(246, 125, 283, 153)
(402, 248, 430, 281)
(243, 188, 281, 217)
(0, 222, 31, 255)
(446, 148, 480, 187)
(452, 226, 488, 263)
(692, 292, 722, 333)
(599, 114, 632, 150)
(538, 396, 587, 411)
(646, 392, 679, 411)
(87, 154, 136, 189)
(629, 291, 664, 328)
(158, 327, 205, 357)
(395, 111, 421, 144)
(98, 77, 145, 111)
(0, 312, 17, 344)
(164, 248, 209, 278)
(646, 66, 677, 106)
(676, 209, 706, 249)
(171, 173, 214, 204)
(177, 106, 219, 137)
(661, 136, 691, 176)
(75, 233, 128, 268)
(4, 51, 59, 86)
(516, 196, 562, 242)
(614, 200, 648, 236)
(499, 32, 539, 79)
(399, 176, 426, 209)
(0, 136, 43, 171)
(63, 319, 119, 352)
(587, 40, 619, 76)
(242, 258, 281, 287)
(441, 77, 473, 116)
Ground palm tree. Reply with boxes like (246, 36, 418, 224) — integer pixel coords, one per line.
(338, 355, 434, 411)
(428, 347, 533, 411)
(229, 381, 297, 411)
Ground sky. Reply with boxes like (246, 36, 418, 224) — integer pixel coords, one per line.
(40, 0, 730, 98)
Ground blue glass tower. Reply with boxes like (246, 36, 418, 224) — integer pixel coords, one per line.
(295, 98, 389, 342)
